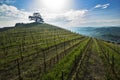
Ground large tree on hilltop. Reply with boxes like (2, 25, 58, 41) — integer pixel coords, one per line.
(29, 13, 44, 23)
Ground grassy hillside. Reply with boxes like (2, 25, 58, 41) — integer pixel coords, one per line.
(0, 23, 120, 80)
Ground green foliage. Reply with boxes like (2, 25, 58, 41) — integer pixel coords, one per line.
(43, 38, 90, 80)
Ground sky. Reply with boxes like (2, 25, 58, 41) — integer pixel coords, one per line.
(0, 0, 120, 28)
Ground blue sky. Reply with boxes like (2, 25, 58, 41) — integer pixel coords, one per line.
(0, 0, 120, 27)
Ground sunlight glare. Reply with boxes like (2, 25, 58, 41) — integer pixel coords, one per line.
(39, 0, 70, 11)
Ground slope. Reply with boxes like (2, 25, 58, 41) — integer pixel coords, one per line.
(0, 23, 120, 80)
(0, 23, 84, 80)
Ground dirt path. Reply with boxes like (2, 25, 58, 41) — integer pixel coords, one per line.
(84, 51, 105, 80)
(71, 39, 106, 80)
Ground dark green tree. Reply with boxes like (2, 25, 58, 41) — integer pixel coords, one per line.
(29, 13, 44, 23)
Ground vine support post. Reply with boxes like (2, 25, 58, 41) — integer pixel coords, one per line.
(62, 71, 64, 80)
(64, 37, 66, 56)
(43, 49, 46, 73)
(17, 59, 22, 80)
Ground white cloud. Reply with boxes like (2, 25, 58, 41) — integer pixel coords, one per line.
(39, 9, 88, 27)
(0, 4, 31, 18)
(0, 3, 119, 28)
(94, 3, 110, 9)
(39, 3, 111, 27)
(0, 4, 32, 27)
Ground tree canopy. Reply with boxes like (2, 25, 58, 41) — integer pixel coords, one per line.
(29, 13, 44, 23)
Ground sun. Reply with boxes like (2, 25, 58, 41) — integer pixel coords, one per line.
(32, 0, 74, 12)
(40, 0, 69, 11)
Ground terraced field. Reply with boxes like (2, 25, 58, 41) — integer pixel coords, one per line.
(0, 23, 120, 80)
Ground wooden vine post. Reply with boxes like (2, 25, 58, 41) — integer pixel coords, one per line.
(17, 59, 22, 80)
(64, 37, 66, 56)
(43, 49, 46, 72)
(62, 71, 64, 80)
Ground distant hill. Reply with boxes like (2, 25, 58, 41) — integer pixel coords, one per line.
(69, 27, 120, 43)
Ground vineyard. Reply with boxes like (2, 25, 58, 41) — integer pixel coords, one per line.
(0, 23, 120, 80)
